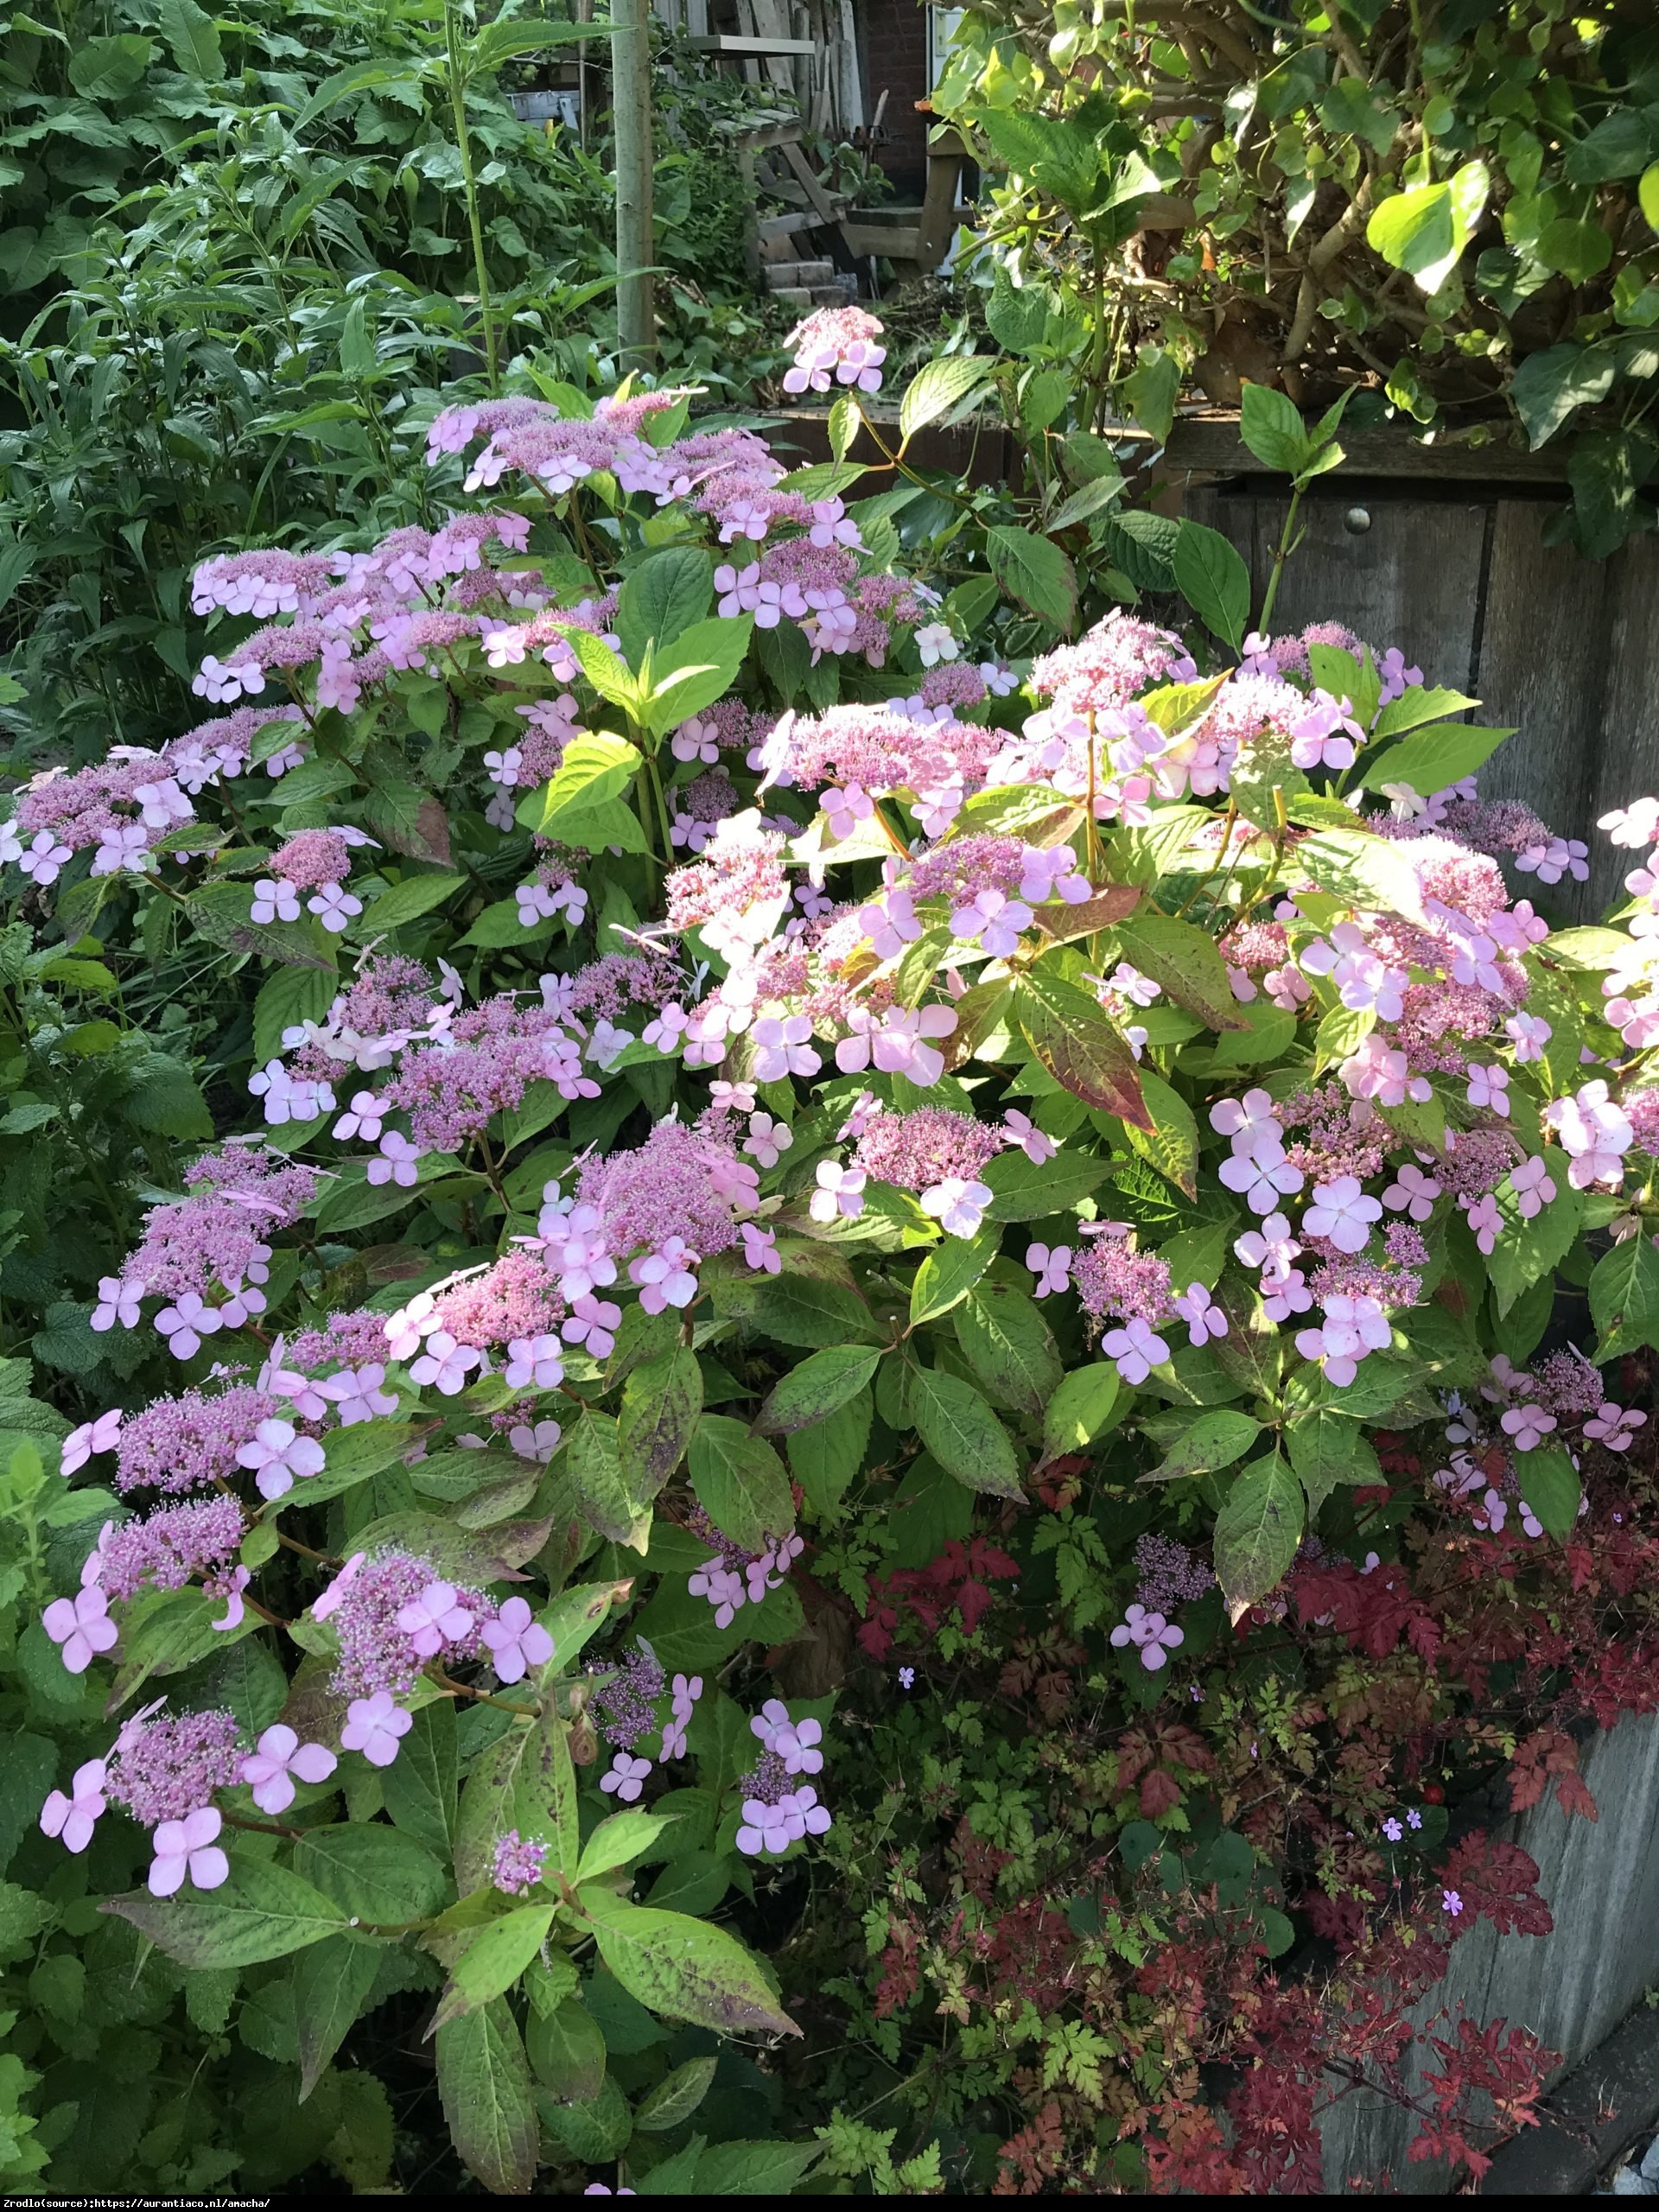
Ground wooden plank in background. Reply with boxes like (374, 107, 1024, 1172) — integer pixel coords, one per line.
(1466, 501, 1618, 922)
(1586, 530, 1659, 917)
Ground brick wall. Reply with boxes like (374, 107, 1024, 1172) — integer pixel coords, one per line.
(857, 0, 931, 199)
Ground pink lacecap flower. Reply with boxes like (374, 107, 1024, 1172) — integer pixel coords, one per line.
(341, 1691, 412, 1766)
(61, 1406, 122, 1474)
(600, 1751, 652, 1802)
(1302, 1175, 1382, 1255)
(1110, 1603, 1185, 1670)
(1500, 1404, 1556, 1452)
(1586, 1402, 1646, 1450)
(1027, 1242, 1072, 1298)
(149, 1806, 230, 1897)
(239, 1724, 337, 1815)
(809, 1160, 866, 1224)
(1173, 1282, 1228, 1347)
(480, 1596, 555, 1685)
(1102, 1317, 1169, 1386)
(235, 1417, 326, 1502)
(42, 1586, 118, 1673)
(397, 1579, 475, 1658)
(1003, 1109, 1057, 1165)
(40, 1758, 108, 1853)
(920, 1176, 991, 1238)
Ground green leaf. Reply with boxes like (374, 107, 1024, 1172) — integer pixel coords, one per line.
(687, 1416, 793, 1553)
(1510, 342, 1617, 448)
(294, 1936, 381, 2102)
(634, 2053, 718, 2133)
(518, 734, 644, 839)
(1143, 1409, 1262, 1484)
(102, 1856, 347, 1967)
(1284, 1408, 1381, 1508)
(634, 2139, 822, 2194)
(618, 1348, 703, 1499)
(568, 1412, 650, 1546)
(1364, 721, 1512, 800)
(908, 1366, 1022, 1498)
(955, 1281, 1061, 1417)
(185, 884, 336, 969)
(252, 963, 339, 1066)
(1295, 825, 1427, 921)
(359, 872, 465, 935)
(788, 1387, 872, 1518)
(526, 1997, 605, 2102)
(576, 1810, 683, 1885)
(1015, 968, 1150, 1127)
(986, 265, 1050, 355)
(908, 1225, 999, 1325)
(755, 1344, 882, 1433)
(124, 1052, 213, 1140)
(616, 548, 713, 663)
(1238, 381, 1309, 475)
(1515, 1445, 1580, 1540)
(455, 1707, 582, 1895)
(986, 524, 1077, 633)
(290, 1826, 449, 1924)
(980, 1147, 1109, 1220)
(709, 1268, 883, 1348)
(899, 355, 994, 442)
(1114, 913, 1249, 1033)
(1211, 1453, 1305, 1617)
(1589, 1235, 1659, 1357)
(1488, 1178, 1585, 1317)
(575, 1887, 798, 2036)
(67, 32, 153, 99)
(1643, 163, 1659, 234)
(1171, 518, 1250, 652)
(1042, 1363, 1120, 1459)
(379, 1701, 459, 1858)
(1365, 162, 1488, 292)
(1124, 1070, 1198, 1199)
(435, 1999, 538, 2197)
(157, 0, 223, 78)
(644, 616, 755, 736)
(433, 1906, 556, 2030)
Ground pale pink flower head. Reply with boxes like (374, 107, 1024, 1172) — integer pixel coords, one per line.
(480, 1595, 555, 1685)
(1172, 1282, 1228, 1348)
(235, 1417, 326, 1502)
(40, 1758, 108, 1853)
(600, 1751, 652, 1802)
(396, 1579, 476, 1659)
(41, 1586, 118, 1673)
(920, 1176, 992, 1239)
(340, 1690, 412, 1767)
(1302, 1175, 1382, 1255)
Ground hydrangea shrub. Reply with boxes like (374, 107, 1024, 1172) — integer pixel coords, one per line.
(10, 312, 1659, 2190)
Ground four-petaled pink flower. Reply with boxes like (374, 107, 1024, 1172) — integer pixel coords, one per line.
(235, 1417, 326, 1501)
(921, 1177, 992, 1239)
(750, 1013, 821, 1082)
(320, 1363, 399, 1425)
(42, 1586, 118, 1673)
(632, 1238, 700, 1313)
(1382, 1164, 1440, 1222)
(600, 1752, 652, 1802)
(1302, 1175, 1382, 1255)
(1442, 1888, 1464, 1916)
(1102, 1318, 1169, 1385)
(1003, 1110, 1056, 1165)
(950, 887, 1033, 957)
(91, 1275, 144, 1332)
(480, 1596, 555, 1685)
(1586, 1402, 1646, 1451)
(156, 1290, 224, 1360)
(1219, 1141, 1305, 1214)
(1173, 1281, 1228, 1347)
(148, 1806, 230, 1897)
(1510, 1155, 1557, 1220)
(308, 882, 362, 932)
(1210, 1090, 1281, 1154)
(1027, 1243, 1072, 1298)
(1288, 689, 1363, 772)
(1110, 1604, 1185, 1671)
(251, 877, 301, 924)
(334, 1090, 385, 1143)
(741, 1223, 780, 1274)
(61, 1406, 122, 1474)
(410, 1331, 483, 1395)
(40, 1758, 108, 1853)
(504, 1335, 565, 1389)
(367, 1130, 424, 1187)
(397, 1580, 475, 1658)
(809, 1160, 866, 1224)
(1500, 1404, 1557, 1452)
(239, 1725, 337, 1815)
(1505, 1012, 1551, 1062)
(1465, 1064, 1510, 1116)
(341, 1691, 412, 1767)
(563, 1294, 622, 1357)
(1294, 1294, 1391, 1386)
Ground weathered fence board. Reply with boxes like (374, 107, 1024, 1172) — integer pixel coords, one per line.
(1317, 1707, 1659, 2190)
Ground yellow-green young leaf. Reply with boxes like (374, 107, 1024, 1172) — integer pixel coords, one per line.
(575, 1887, 798, 2036)
(431, 1905, 556, 2031)
(1516, 1445, 1581, 1539)
(955, 1281, 1062, 1418)
(1313, 998, 1375, 1074)
(687, 1415, 793, 1552)
(1296, 826, 1427, 922)
(1363, 722, 1511, 801)
(1113, 913, 1250, 1033)
(754, 1344, 882, 1433)
(899, 353, 995, 442)
(454, 1707, 581, 1892)
(567, 1411, 650, 1545)
(525, 1996, 605, 2102)
(635, 2053, 719, 2133)
(1211, 1453, 1305, 1618)
(643, 613, 755, 735)
(909, 1224, 999, 1325)
(1124, 1071, 1198, 1199)
(518, 732, 641, 835)
(1016, 968, 1151, 1127)
(908, 1366, 1023, 1498)
(1042, 1363, 1120, 1459)
(618, 1347, 703, 1497)
(1142, 1409, 1262, 1484)
(435, 1999, 538, 2196)
(102, 1855, 347, 1968)
(576, 1809, 682, 1885)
